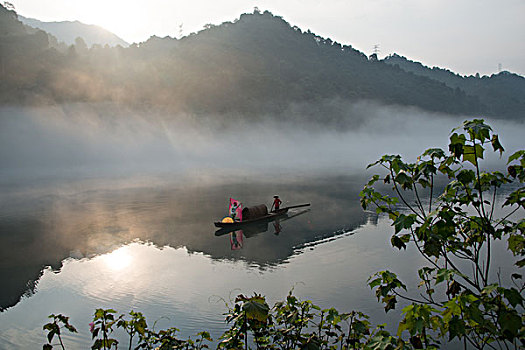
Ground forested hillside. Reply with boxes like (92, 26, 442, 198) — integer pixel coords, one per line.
(384, 54, 525, 119)
(1, 5, 524, 121)
(19, 16, 129, 47)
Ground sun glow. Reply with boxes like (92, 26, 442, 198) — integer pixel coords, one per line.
(102, 247, 132, 271)
(82, 1, 146, 43)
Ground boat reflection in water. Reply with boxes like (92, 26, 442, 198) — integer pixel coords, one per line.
(216, 209, 311, 249)
(230, 231, 244, 249)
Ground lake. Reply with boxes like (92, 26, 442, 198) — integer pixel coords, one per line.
(0, 106, 522, 349)
(0, 171, 429, 348)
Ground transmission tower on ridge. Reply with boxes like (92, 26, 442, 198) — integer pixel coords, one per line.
(178, 23, 184, 39)
(369, 44, 380, 61)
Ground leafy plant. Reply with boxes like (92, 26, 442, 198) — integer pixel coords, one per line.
(90, 309, 212, 350)
(42, 314, 78, 350)
(90, 308, 119, 349)
(219, 293, 271, 349)
(217, 291, 403, 350)
(360, 119, 524, 349)
(115, 311, 148, 350)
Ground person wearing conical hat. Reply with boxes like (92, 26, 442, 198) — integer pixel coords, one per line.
(271, 195, 282, 212)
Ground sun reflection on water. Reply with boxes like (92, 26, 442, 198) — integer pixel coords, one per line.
(102, 247, 132, 271)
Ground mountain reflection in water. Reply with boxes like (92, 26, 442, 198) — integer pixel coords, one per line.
(0, 173, 370, 312)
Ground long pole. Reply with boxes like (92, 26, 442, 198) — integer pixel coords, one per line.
(282, 203, 310, 210)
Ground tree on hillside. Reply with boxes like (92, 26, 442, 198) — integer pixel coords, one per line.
(2, 1, 14, 11)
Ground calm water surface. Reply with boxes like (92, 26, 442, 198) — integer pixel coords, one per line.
(0, 172, 515, 349)
(1, 107, 523, 349)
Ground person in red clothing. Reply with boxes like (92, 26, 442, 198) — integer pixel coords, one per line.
(271, 195, 282, 212)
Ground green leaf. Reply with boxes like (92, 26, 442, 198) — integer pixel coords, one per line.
(367, 174, 380, 186)
(391, 235, 407, 250)
(418, 178, 431, 188)
(449, 133, 466, 159)
(491, 134, 504, 156)
(368, 334, 397, 350)
(448, 316, 465, 341)
(65, 324, 77, 333)
(511, 273, 522, 280)
(498, 310, 521, 340)
(508, 165, 518, 178)
(43, 324, 55, 332)
(410, 335, 423, 349)
(503, 288, 523, 307)
(395, 171, 412, 188)
(384, 295, 397, 312)
(393, 214, 417, 234)
(418, 267, 434, 280)
(367, 160, 381, 169)
(438, 163, 455, 177)
(423, 238, 441, 258)
(462, 144, 484, 166)
(303, 336, 321, 350)
(456, 169, 475, 185)
(508, 234, 525, 255)
(423, 148, 445, 159)
(446, 281, 461, 298)
(481, 284, 499, 296)
(465, 304, 483, 325)
(436, 269, 454, 284)
(198, 331, 212, 341)
(91, 338, 103, 350)
(507, 150, 524, 164)
(47, 330, 56, 343)
(391, 158, 405, 174)
(442, 300, 461, 321)
(369, 278, 382, 289)
(504, 189, 525, 207)
(463, 119, 491, 142)
(353, 320, 370, 335)
(242, 295, 269, 322)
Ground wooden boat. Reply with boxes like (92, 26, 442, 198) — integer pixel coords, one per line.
(214, 206, 310, 236)
(214, 203, 310, 228)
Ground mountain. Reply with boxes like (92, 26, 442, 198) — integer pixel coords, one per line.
(1, 5, 524, 122)
(19, 16, 129, 47)
(384, 54, 525, 119)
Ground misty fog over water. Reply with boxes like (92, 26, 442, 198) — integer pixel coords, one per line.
(1, 102, 523, 184)
(0, 102, 523, 348)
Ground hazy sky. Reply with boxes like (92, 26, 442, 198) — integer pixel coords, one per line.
(10, 0, 525, 76)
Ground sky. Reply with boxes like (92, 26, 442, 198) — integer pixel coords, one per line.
(9, 0, 525, 77)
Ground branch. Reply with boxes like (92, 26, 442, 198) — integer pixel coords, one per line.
(461, 182, 485, 220)
(392, 290, 438, 307)
(441, 253, 482, 293)
(429, 173, 434, 213)
(493, 206, 520, 228)
(489, 186, 497, 222)
(390, 168, 426, 221)
(447, 244, 473, 260)
(412, 180, 427, 217)
(410, 229, 440, 270)
(418, 292, 440, 307)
